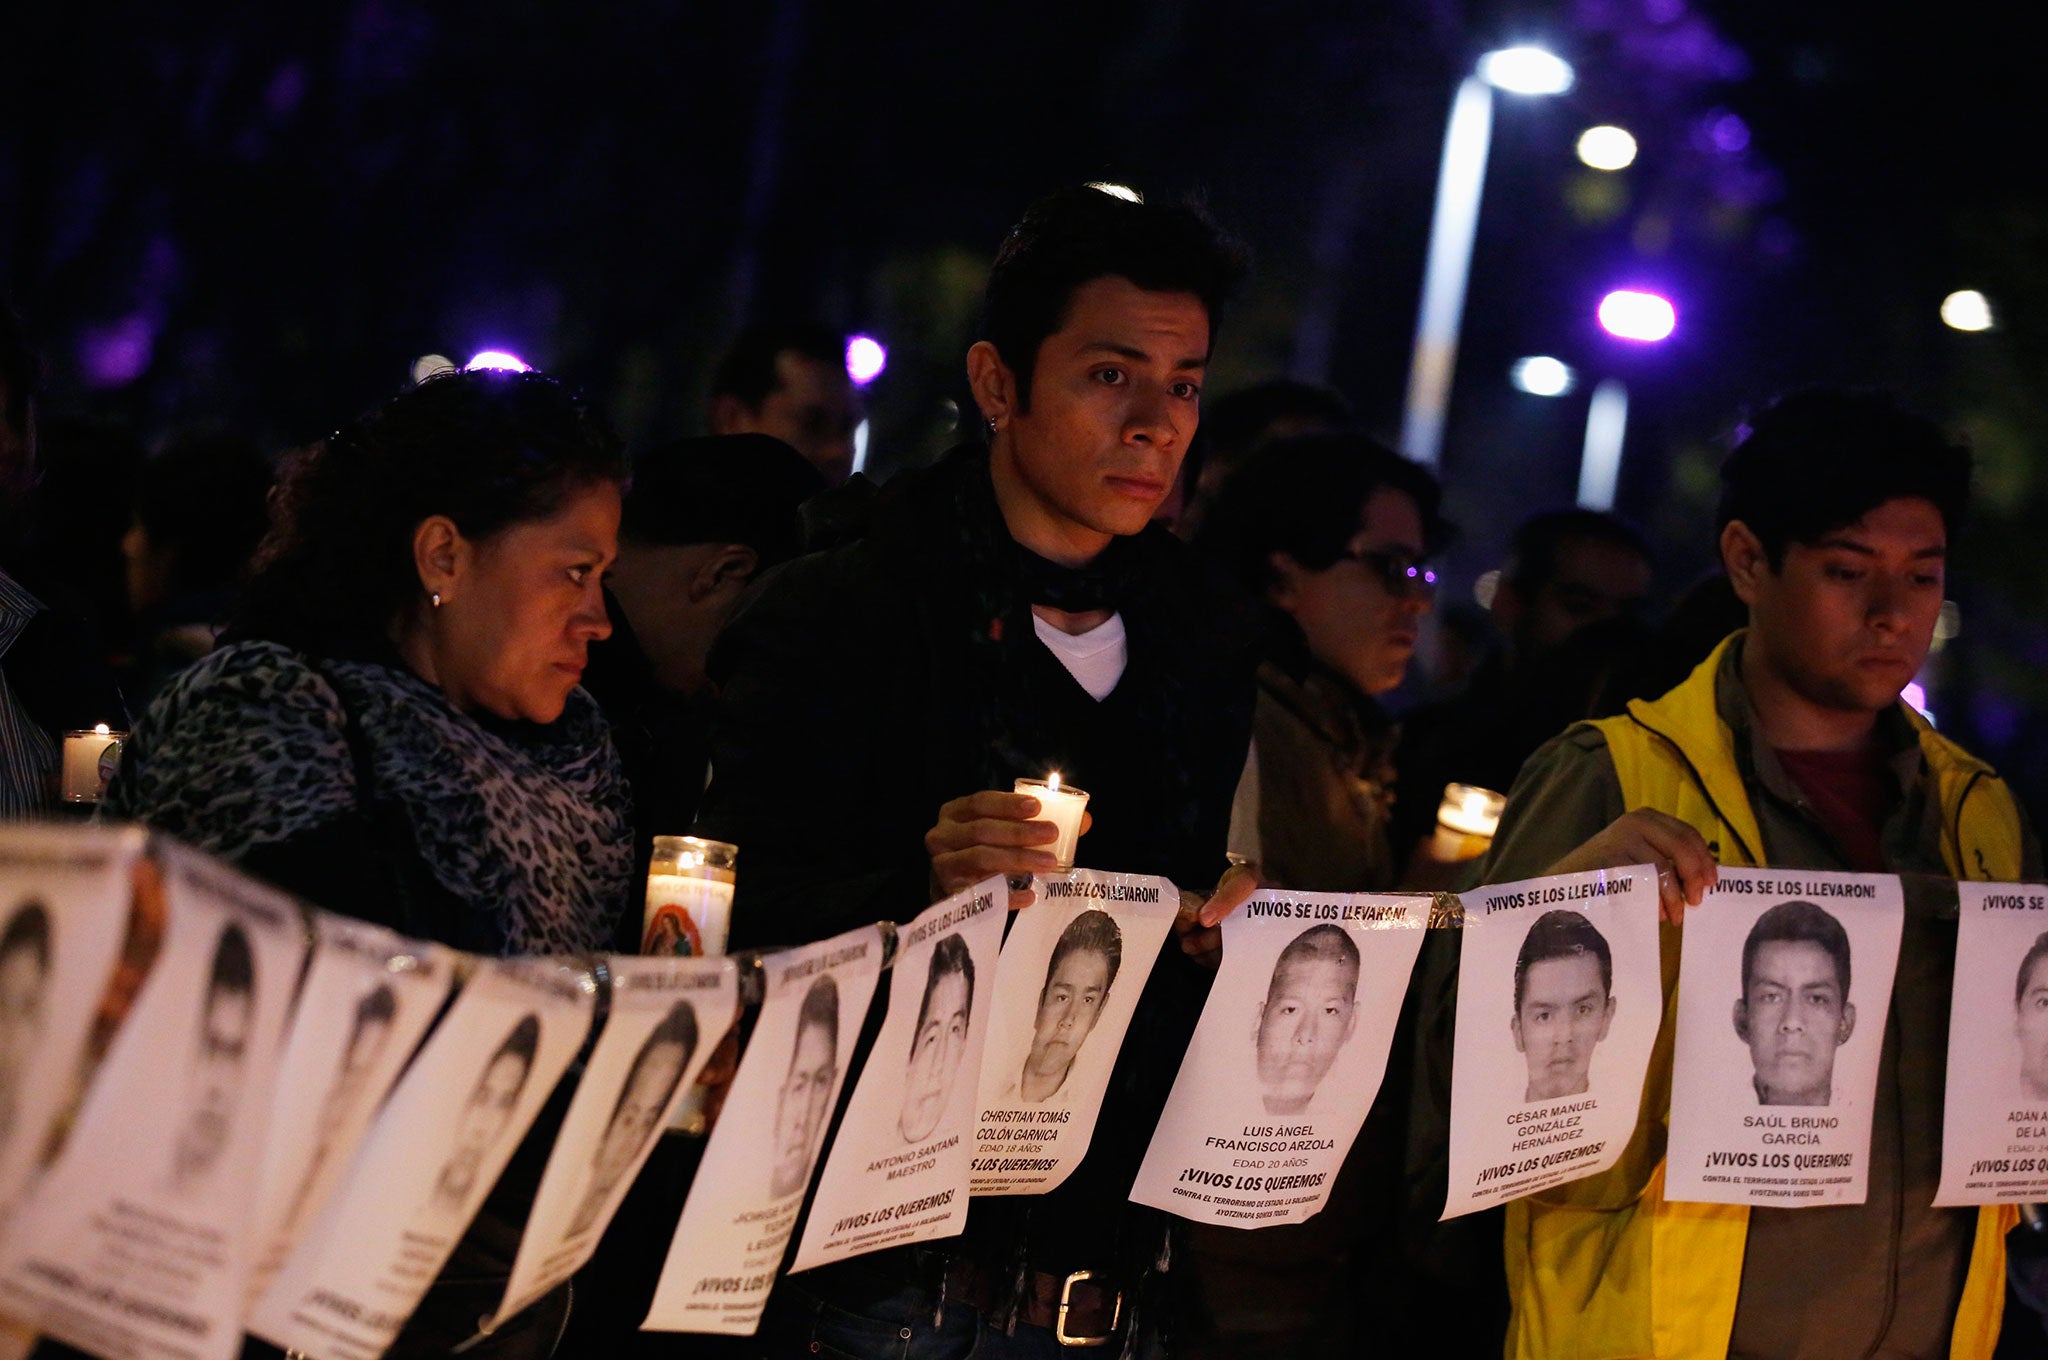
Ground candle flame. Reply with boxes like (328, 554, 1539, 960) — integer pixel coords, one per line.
(1046, 772, 1061, 794)
(93, 723, 110, 736)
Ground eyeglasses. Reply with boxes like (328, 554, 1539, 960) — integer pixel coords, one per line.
(1345, 548, 1438, 597)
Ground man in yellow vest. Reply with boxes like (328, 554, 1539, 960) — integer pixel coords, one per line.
(1481, 388, 2041, 1360)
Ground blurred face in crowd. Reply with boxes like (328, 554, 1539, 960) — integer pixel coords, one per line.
(0, 931, 49, 1141)
(1269, 486, 1433, 697)
(1727, 497, 1945, 721)
(438, 1046, 530, 1203)
(1736, 939, 1854, 1106)
(416, 480, 619, 725)
(1513, 954, 1615, 1102)
(1503, 537, 1652, 658)
(771, 1015, 837, 1199)
(1254, 954, 1358, 1115)
(175, 968, 255, 1188)
(715, 352, 860, 485)
(2016, 955, 2048, 1102)
(899, 966, 972, 1145)
(974, 276, 1209, 565)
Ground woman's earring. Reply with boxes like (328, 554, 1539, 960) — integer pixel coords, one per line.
(431, 592, 442, 608)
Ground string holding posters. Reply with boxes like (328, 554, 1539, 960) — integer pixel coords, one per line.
(491, 953, 737, 1327)
(1936, 882, 2048, 1205)
(791, 878, 1007, 1271)
(0, 841, 308, 1360)
(250, 957, 594, 1360)
(1128, 890, 1428, 1227)
(969, 869, 1179, 1197)
(0, 824, 144, 1226)
(643, 923, 884, 1336)
(1664, 867, 1902, 1208)
(1441, 866, 1661, 1217)
(244, 915, 454, 1303)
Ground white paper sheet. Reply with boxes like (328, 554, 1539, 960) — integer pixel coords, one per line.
(969, 869, 1179, 1197)
(250, 956, 594, 1359)
(1664, 867, 1903, 1207)
(0, 824, 145, 1226)
(1935, 881, 2048, 1204)
(492, 953, 737, 1324)
(1129, 890, 1429, 1227)
(643, 923, 884, 1335)
(0, 839, 308, 1360)
(791, 879, 1007, 1270)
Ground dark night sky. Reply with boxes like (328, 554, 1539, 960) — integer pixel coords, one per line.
(6, 0, 2048, 802)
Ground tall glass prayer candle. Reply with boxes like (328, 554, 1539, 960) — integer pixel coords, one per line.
(1015, 774, 1089, 873)
(61, 726, 125, 804)
(644, 836, 738, 1133)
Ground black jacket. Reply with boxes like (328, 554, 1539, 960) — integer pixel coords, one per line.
(695, 443, 1260, 1272)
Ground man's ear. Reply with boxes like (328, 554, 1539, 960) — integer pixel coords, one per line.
(1251, 1002, 1267, 1048)
(1266, 551, 1306, 611)
(689, 544, 759, 603)
(967, 340, 1018, 434)
(1598, 994, 1617, 1042)
(709, 393, 750, 437)
(1837, 1000, 1856, 1046)
(1732, 997, 1750, 1043)
(1721, 520, 1771, 608)
(1490, 576, 1525, 635)
(1510, 1013, 1525, 1055)
(412, 515, 468, 604)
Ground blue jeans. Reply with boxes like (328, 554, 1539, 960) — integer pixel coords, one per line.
(755, 1278, 1155, 1360)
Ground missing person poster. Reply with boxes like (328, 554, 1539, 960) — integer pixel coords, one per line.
(970, 869, 1179, 1196)
(1664, 868, 1903, 1207)
(1440, 866, 1662, 1218)
(0, 824, 144, 1225)
(1936, 881, 2048, 1204)
(244, 914, 454, 1303)
(791, 879, 1008, 1271)
(0, 840, 308, 1360)
(250, 957, 594, 1360)
(491, 954, 738, 1326)
(1128, 890, 1429, 1227)
(643, 923, 884, 1335)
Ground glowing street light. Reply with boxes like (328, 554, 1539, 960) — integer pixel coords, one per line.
(1597, 290, 1677, 342)
(1511, 355, 1576, 396)
(845, 334, 888, 386)
(1400, 45, 1576, 468)
(466, 350, 532, 373)
(1576, 125, 1637, 171)
(1941, 290, 1994, 332)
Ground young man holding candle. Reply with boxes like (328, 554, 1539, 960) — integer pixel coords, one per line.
(1477, 389, 2042, 1360)
(695, 185, 1261, 1356)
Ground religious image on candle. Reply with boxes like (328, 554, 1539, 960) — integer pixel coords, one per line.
(1935, 882, 2048, 1205)
(643, 836, 737, 957)
(59, 726, 125, 804)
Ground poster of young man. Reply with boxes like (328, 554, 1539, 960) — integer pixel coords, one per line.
(969, 869, 1179, 1196)
(643, 922, 884, 1336)
(491, 953, 738, 1326)
(1128, 890, 1428, 1227)
(0, 840, 307, 1360)
(1664, 867, 1903, 1207)
(243, 914, 455, 1303)
(1440, 866, 1661, 1218)
(249, 957, 594, 1360)
(0, 824, 144, 1224)
(791, 878, 1007, 1270)
(1935, 882, 2048, 1204)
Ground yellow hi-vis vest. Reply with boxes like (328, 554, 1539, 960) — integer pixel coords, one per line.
(1503, 634, 2027, 1360)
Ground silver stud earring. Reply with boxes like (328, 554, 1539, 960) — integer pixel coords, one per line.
(431, 592, 442, 608)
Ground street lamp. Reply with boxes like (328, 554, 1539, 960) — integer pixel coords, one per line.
(1400, 46, 1576, 469)
(1576, 288, 1678, 511)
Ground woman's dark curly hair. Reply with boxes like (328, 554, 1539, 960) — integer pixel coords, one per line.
(228, 369, 626, 657)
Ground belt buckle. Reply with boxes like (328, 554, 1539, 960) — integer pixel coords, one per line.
(1054, 1269, 1122, 1348)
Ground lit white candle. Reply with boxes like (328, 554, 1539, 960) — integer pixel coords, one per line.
(641, 837, 738, 957)
(1015, 773, 1090, 873)
(61, 725, 125, 804)
(1436, 782, 1505, 838)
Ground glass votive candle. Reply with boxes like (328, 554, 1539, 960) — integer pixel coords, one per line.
(61, 725, 126, 803)
(1432, 783, 1506, 863)
(642, 835, 738, 957)
(1014, 775, 1089, 874)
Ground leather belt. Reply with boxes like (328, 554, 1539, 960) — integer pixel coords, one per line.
(942, 1258, 1126, 1347)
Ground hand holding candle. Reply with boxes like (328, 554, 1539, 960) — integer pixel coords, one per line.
(1013, 773, 1089, 873)
(924, 781, 1092, 909)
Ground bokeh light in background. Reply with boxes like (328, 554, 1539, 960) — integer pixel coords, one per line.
(1597, 289, 1678, 342)
(411, 354, 456, 384)
(845, 334, 888, 386)
(465, 350, 532, 372)
(1576, 126, 1638, 171)
(1085, 182, 1143, 203)
(1941, 289, 1994, 332)
(1478, 46, 1575, 95)
(1510, 355, 1577, 396)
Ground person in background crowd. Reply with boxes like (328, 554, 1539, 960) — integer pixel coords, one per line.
(1168, 376, 1353, 538)
(1394, 507, 1653, 875)
(1479, 387, 2042, 1360)
(122, 430, 274, 699)
(709, 322, 861, 485)
(0, 304, 128, 818)
(110, 368, 632, 1357)
(694, 183, 1259, 1357)
(582, 432, 824, 894)
(20, 416, 143, 662)
(1189, 433, 1453, 1354)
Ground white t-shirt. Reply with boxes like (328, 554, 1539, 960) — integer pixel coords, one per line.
(1032, 612, 1128, 701)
